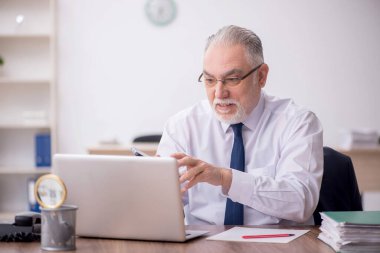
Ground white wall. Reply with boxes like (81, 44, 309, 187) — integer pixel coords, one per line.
(57, 0, 380, 153)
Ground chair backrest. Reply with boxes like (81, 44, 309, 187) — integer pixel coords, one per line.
(313, 147, 363, 225)
(132, 134, 162, 143)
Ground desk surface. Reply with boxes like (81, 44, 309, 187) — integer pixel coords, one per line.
(2, 225, 333, 253)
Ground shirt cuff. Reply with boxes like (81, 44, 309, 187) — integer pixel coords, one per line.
(228, 169, 255, 204)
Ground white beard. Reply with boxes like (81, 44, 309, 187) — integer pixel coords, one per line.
(212, 98, 247, 124)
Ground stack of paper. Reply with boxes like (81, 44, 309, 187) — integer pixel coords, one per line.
(339, 129, 379, 149)
(318, 211, 380, 253)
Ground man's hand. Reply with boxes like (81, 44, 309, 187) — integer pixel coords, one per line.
(171, 153, 232, 194)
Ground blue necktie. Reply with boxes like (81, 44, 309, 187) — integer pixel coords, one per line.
(224, 123, 245, 225)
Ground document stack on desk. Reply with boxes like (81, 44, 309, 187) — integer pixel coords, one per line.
(339, 129, 379, 149)
(318, 211, 380, 253)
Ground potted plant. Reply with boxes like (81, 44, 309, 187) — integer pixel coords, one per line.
(0, 55, 4, 75)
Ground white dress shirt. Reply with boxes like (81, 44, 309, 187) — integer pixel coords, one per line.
(157, 91, 323, 225)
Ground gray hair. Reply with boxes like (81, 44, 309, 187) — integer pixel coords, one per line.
(205, 25, 264, 65)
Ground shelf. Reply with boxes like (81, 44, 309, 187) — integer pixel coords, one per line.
(0, 167, 50, 175)
(0, 81, 51, 125)
(0, 0, 52, 37)
(0, 123, 50, 129)
(0, 0, 55, 214)
(0, 78, 51, 84)
(0, 38, 51, 79)
(0, 33, 50, 39)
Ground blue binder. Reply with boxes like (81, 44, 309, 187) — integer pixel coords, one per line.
(35, 133, 51, 167)
(27, 177, 40, 212)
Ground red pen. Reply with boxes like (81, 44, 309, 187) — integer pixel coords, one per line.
(242, 233, 295, 239)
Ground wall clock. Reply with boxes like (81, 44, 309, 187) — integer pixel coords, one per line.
(145, 0, 177, 26)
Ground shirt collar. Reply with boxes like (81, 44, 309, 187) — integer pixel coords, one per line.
(220, 91, 265, 133)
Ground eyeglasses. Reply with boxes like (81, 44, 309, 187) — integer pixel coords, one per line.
(198, 63, 263, 87)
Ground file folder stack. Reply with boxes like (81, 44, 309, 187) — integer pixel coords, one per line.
(318, 211, 380, 253)
(340, 129, 379, 149)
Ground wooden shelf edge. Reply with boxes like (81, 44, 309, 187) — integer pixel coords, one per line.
(0, 78, 51, 84)
(0, 124, 51, 130)
(0, 168, 51, 175)
(0, 34, 51, 39)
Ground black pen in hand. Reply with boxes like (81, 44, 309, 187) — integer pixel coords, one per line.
(131, 147, 150, 157)
(131, 147, 187, 177)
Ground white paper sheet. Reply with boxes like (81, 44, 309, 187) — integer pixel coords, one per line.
(207, 227, 309, 243)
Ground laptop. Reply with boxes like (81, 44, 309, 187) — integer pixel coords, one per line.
(52, 154, 208, 242)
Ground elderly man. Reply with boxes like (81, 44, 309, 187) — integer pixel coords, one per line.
(157, 25, 323, 226)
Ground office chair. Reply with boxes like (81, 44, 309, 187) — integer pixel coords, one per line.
(313, 147, 363, 225)
(132, 134, 162, 143)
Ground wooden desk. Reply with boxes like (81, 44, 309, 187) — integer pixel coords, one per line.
(88, 143, 158, 156)
(2, 225, 333, 253)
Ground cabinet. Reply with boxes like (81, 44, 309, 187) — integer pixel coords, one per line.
(0, 0, 55, 212)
